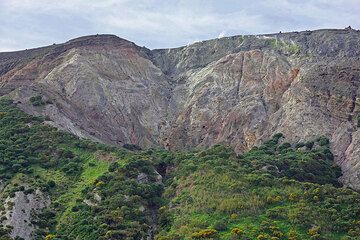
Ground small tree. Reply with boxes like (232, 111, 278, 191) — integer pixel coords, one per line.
(288, 230, 300, 240)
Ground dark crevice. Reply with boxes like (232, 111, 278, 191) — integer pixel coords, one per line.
(236, 54, 245, 99)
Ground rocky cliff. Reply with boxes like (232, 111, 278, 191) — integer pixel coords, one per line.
(0, 29, 360, 190)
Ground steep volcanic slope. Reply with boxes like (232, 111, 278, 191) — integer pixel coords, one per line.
(0, 35, 176, 147)
(0, 29, 360, 190)
(152, 29, 360, 190)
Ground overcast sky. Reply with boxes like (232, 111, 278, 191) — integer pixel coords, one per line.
(0, 0, 359, 51)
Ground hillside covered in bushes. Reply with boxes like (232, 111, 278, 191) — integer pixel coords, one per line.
(0, 98, 359, 240)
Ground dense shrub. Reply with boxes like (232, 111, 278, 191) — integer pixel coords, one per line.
(123, 143, 142, 151)
(29, 95, 46, 106)
(191, 229, 218, 239)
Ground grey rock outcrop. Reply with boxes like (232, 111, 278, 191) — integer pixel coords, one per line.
(2, 189, 50, 240)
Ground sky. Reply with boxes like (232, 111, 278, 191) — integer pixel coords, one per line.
(0, 0, 359, 52)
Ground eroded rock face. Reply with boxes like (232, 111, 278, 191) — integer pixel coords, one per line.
(163, 50, 296, 152)
(1, 30, 360, 190)
(3, 35, 176, 148)
(341, 130, 360, 189)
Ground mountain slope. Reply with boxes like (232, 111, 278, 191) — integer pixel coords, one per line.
(0, 29, 360, 191)
(1, 35, 176, 148)
(0, 98, 358, 240)
(152, 29, 360, 191)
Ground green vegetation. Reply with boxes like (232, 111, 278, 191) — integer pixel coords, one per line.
(268, 38, 301, 55)
(156, 136, 359, 240)
(55, 157, 164, 239)
(357, 115, 360, 127)
(0, 98, 359, 240)
(0, 98, 121, 239)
